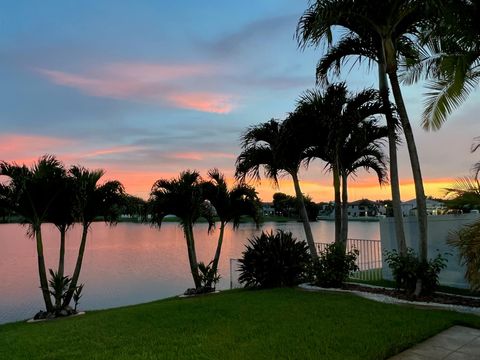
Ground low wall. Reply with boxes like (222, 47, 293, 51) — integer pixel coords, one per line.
(380, 214, 480, 289)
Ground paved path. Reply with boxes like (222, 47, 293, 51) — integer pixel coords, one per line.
(389, 326, 480, 359)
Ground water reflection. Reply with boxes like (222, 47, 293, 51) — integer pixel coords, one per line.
(0, 221, 379, 324)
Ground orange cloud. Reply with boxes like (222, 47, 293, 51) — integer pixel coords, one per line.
(170, 151, 236, 161)
(36, 63, 236, 114)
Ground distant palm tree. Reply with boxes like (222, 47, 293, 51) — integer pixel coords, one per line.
(149, 171, 214, 289)
(297, 0, 433, 261)
(235, 119, 319, 260)
(202, 168, 260, 284)
(0, 155, 66, 313)
(63, 166, 124, 307)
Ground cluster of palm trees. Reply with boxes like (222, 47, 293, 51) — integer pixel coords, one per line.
(236, 83, 389, 261)
(0, 155, 125, 315)
(147, 169, 260, 292)
(290, 0, 480, 269)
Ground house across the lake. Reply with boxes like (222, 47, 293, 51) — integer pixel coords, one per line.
(346, 199, 380, 217)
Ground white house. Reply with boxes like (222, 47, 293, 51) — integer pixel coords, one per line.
(401, 198, 446, 216)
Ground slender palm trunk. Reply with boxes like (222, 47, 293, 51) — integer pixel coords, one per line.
(63, 224, 89, 307)
(35, 224, 54, 312)
(332, 161, 342, 244)
(388, 71, 428, 262)
(185, 222, 201, 288)
(211, 221, 225, 277)
(57, 225, 66, 279)
(340, 172, 349, 245)
(378, 64, 407, 255)
(291, 172, 318, 260)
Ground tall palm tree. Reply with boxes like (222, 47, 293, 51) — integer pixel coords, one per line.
(202, 168, 261, 284)
(148, 171, 214, 289)
(0, 155, 66, 313)
(314, 33, 408, 253)
(63, 166, 124, 307)
(297, 0, 435, 262)
(235, 119, 319, 260)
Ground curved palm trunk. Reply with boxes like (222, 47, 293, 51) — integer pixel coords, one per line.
(35, 225, 54, 312)
(57, 225, 66, 279)
(332, 162, 342, 244)
(211, 221, 225, 280)
(378, 64, 407, 255)
(291, 172, 318, 260)
(388, 71, 428, 262)
(185, 222, 201, 288)
(340, 172, 349, 245)
(63, 224, 89, 307)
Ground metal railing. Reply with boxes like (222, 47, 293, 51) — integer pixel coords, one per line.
(316, 239, 383, 281)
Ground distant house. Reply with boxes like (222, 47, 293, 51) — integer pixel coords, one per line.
(262, 202, 275, 216)
(401, 198, 446, 216)
(347, 199, 379, 217)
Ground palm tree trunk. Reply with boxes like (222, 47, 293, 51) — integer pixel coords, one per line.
(332, 161, 342, 244)
(211, 221, 225, 277)
(35, 225, 54, 312)
(185, 222, 201, 288)
(340, 172, 348, 246)
(63, 223, 89, 307)
(388, 71, 428, 262)
(378, 64, 407, 255)
(57, 225, 66, 279)
(291, 172, 318, 260)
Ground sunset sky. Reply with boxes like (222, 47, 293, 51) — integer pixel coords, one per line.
(1, 0, 479, 202)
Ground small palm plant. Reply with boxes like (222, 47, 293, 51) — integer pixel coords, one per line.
(48, 269, 72, 312)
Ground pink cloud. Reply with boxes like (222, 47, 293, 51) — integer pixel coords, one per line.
(0, 134, 72, 163)
(36, 63, 236, 114)
(170, 151, 235, 161)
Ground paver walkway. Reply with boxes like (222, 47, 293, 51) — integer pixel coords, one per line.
(389, 326, 480, 359)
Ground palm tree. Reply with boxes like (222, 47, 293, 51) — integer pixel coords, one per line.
(294, 84, 388, 245)
(313, 33, 408, 253)
(202, 168, 261, 285)
(235, 119, 319, 260)
(339, 118, 388, 243)
(63, 166, 124, 307)
(297, 0, 434, 262)
(0, 155, 66, 313)
(148, 171, 214, 289)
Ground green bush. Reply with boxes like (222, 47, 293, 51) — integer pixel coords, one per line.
(314, 243, 359, 288)
(238, 230, 311, 288)
(384, 248, 448, 296)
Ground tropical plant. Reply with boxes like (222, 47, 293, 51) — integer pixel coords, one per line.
(197, 261, 221, 291)
(202, 168, 260, 285)
(48, 269, 72, 311)
(63, 166, 125, 307)
(385, 248, 448, 296)
(313, 242, 358, 288)
(238, 230, 311, 288)
(293, 84, 388, 244)
(73, 284, 84, 312)
(235, 119, 318, 260)
(312, 32, 408, 253)
(297, 0, 432, 261)
(0, 155, 66, 313)
(148, 170, 214, 289)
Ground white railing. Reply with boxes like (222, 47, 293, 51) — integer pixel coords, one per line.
(316, 239, 382, 281)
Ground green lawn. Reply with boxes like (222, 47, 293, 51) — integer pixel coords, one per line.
(1, 288, 480, 360)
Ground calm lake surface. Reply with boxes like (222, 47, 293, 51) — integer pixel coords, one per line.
(0, 221, 379, 324)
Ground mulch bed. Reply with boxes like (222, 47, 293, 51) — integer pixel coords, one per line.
(344, 283, 480, 308)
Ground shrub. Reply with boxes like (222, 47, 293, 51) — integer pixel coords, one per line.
(238, 230, 310, 288)
(384, 248, 448, 296)
(198, 261, 221, 290)
(313, 243, 359, 288)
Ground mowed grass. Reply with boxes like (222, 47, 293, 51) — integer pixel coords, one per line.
(1, 288, 480, 360)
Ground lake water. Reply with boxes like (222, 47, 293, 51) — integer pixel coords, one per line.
(0, 221, 379, 324)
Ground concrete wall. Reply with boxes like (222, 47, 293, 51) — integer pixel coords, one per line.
(380, 214, 480, 289)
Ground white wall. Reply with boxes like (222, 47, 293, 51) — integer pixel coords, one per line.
(380, 214, 480, 289)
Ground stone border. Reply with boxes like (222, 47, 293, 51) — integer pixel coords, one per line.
(26, 311, 86, 323)
(299, 283, 480, 316)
